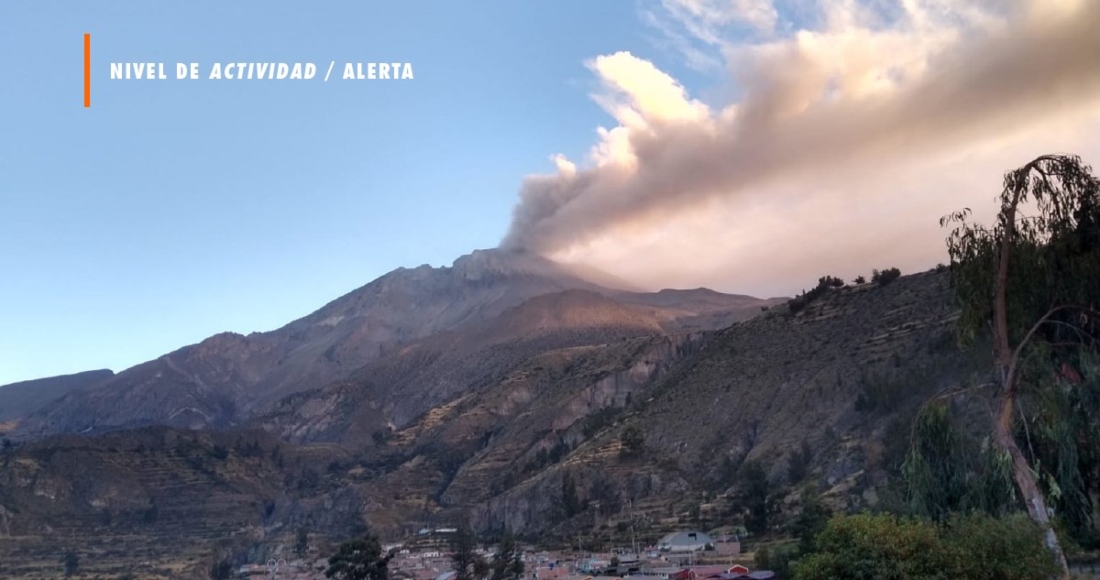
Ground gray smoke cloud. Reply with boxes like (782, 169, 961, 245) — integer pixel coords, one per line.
(500, 0, 1100, 279)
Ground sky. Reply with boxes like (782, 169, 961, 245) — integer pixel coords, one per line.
(2, 0, 1099, 386)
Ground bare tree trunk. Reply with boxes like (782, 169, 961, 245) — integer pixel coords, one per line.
(992, 385, 1069, 577)
(992, 166, 1071, 579)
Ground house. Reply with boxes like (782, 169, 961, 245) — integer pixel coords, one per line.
(657, 531, 716, 553)
(714, 538, 740, 557)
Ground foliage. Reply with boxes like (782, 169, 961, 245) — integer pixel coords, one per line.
(326, 532, 394, 580)
(619, 424, 645, 457)
(490, 530, 525, 580)
(903, 402, 1016, 521)
(588, 472, 622, 516)
(787, 275, 845, 314)
(946, 513, 1063, 580)
(786, 440, 813, 485)
(792, 512, 1057, 580)
(940, 154, 1100, 567)
(737, 459, 779, 535)
(582, 406, 622, 438)
(871, 267, 901, 286)
(524, 440, 572, 473)
(208, 557, 233, 580)
(790, 486, 832, 555)
(1020, 352, 1100, 547)
(942, 155, 1100, 349)
(854, 275, 866, 284)
(143, 501, 159, 524)
(559, 471, 583, 519)
(754, 544, 796, 577)
(451, 526, 489, 580)
(62, 551, 79, 577)
(296, 527, 309, 557)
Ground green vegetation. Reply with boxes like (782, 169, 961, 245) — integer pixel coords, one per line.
(786, 440, 813, 485)
(296, 527, 309, 557)
(489, 530, 525, 580)
(792, 513, 1058, 580)
(787, 275, 845, 314)
(588, 473, 622, 516)
(903, 402, 1015, 522)
(524, 439, 572, 473)
(326, 531, 394, 580)
(450, 526, 489, 580)
(938, 154, 1100, 572)
(208, 557, 233, 580)
(790, 486, 831, 555)
(62, 551, 79, 577)
(870, 267, 901, 286)
(582, 405, 622, 437)
(737, 459, 778, 535)
(619, 424, 645, 457)
(754, 544, 796, 578)
(559, 471, 583, 519)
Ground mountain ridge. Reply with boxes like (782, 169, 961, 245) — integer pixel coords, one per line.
(7, 249, 782, 441)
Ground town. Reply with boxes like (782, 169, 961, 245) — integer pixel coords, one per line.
(228, 529, 775, 580)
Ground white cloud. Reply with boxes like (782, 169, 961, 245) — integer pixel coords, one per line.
(501, 0, 1100, 296)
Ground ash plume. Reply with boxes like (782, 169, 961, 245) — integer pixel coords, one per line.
(499, 0, 1100, 293)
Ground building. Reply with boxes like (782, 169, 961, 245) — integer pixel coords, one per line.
(713, 537, 740, 557)
(657, 531, 715, 553)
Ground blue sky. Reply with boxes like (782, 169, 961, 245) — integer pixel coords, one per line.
(0, 1, 718, 385)
(4, 1, 1100, 386)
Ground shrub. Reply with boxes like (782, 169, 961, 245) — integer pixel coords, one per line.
(209, 557, 233, 580)
(619, 425, 645, 457)
(755, 544, 796, 577)
(62, 551, 79, 577)
(327, 533, 394, 580)
(871, 267, 901, 285)
(787, 440, 813, 484)
(737, 459, 778, 535)
(787, 275, 845, 313)
(792, 513, 1058, 580)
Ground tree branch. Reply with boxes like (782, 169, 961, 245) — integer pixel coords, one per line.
(1007, 305, 1100, 393)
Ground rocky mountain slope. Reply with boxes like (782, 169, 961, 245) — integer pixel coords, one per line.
(259, 289, 723, 444)
(9, 250, 780, 440)
(0, 370, 114, 426)
(0, 427, 360, 579)
(0, 260, 990, 576)
(474, 270, 987, 535)
(0, 269, 983, 578)
(291, 269, 982, 538)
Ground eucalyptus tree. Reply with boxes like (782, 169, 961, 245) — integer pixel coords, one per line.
(935, 154, 1100, 577)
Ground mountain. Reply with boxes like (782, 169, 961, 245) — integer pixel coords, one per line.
(0, 427, 363, 579)
(0, 370, 114, 426)
(258, 288, 686, 444)
(0, 269, 979, 579)
(263, 270, 973, 536)
(9, 249, 783, 440)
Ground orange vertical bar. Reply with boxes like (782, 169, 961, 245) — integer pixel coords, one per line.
(83, 33, 90, 108)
